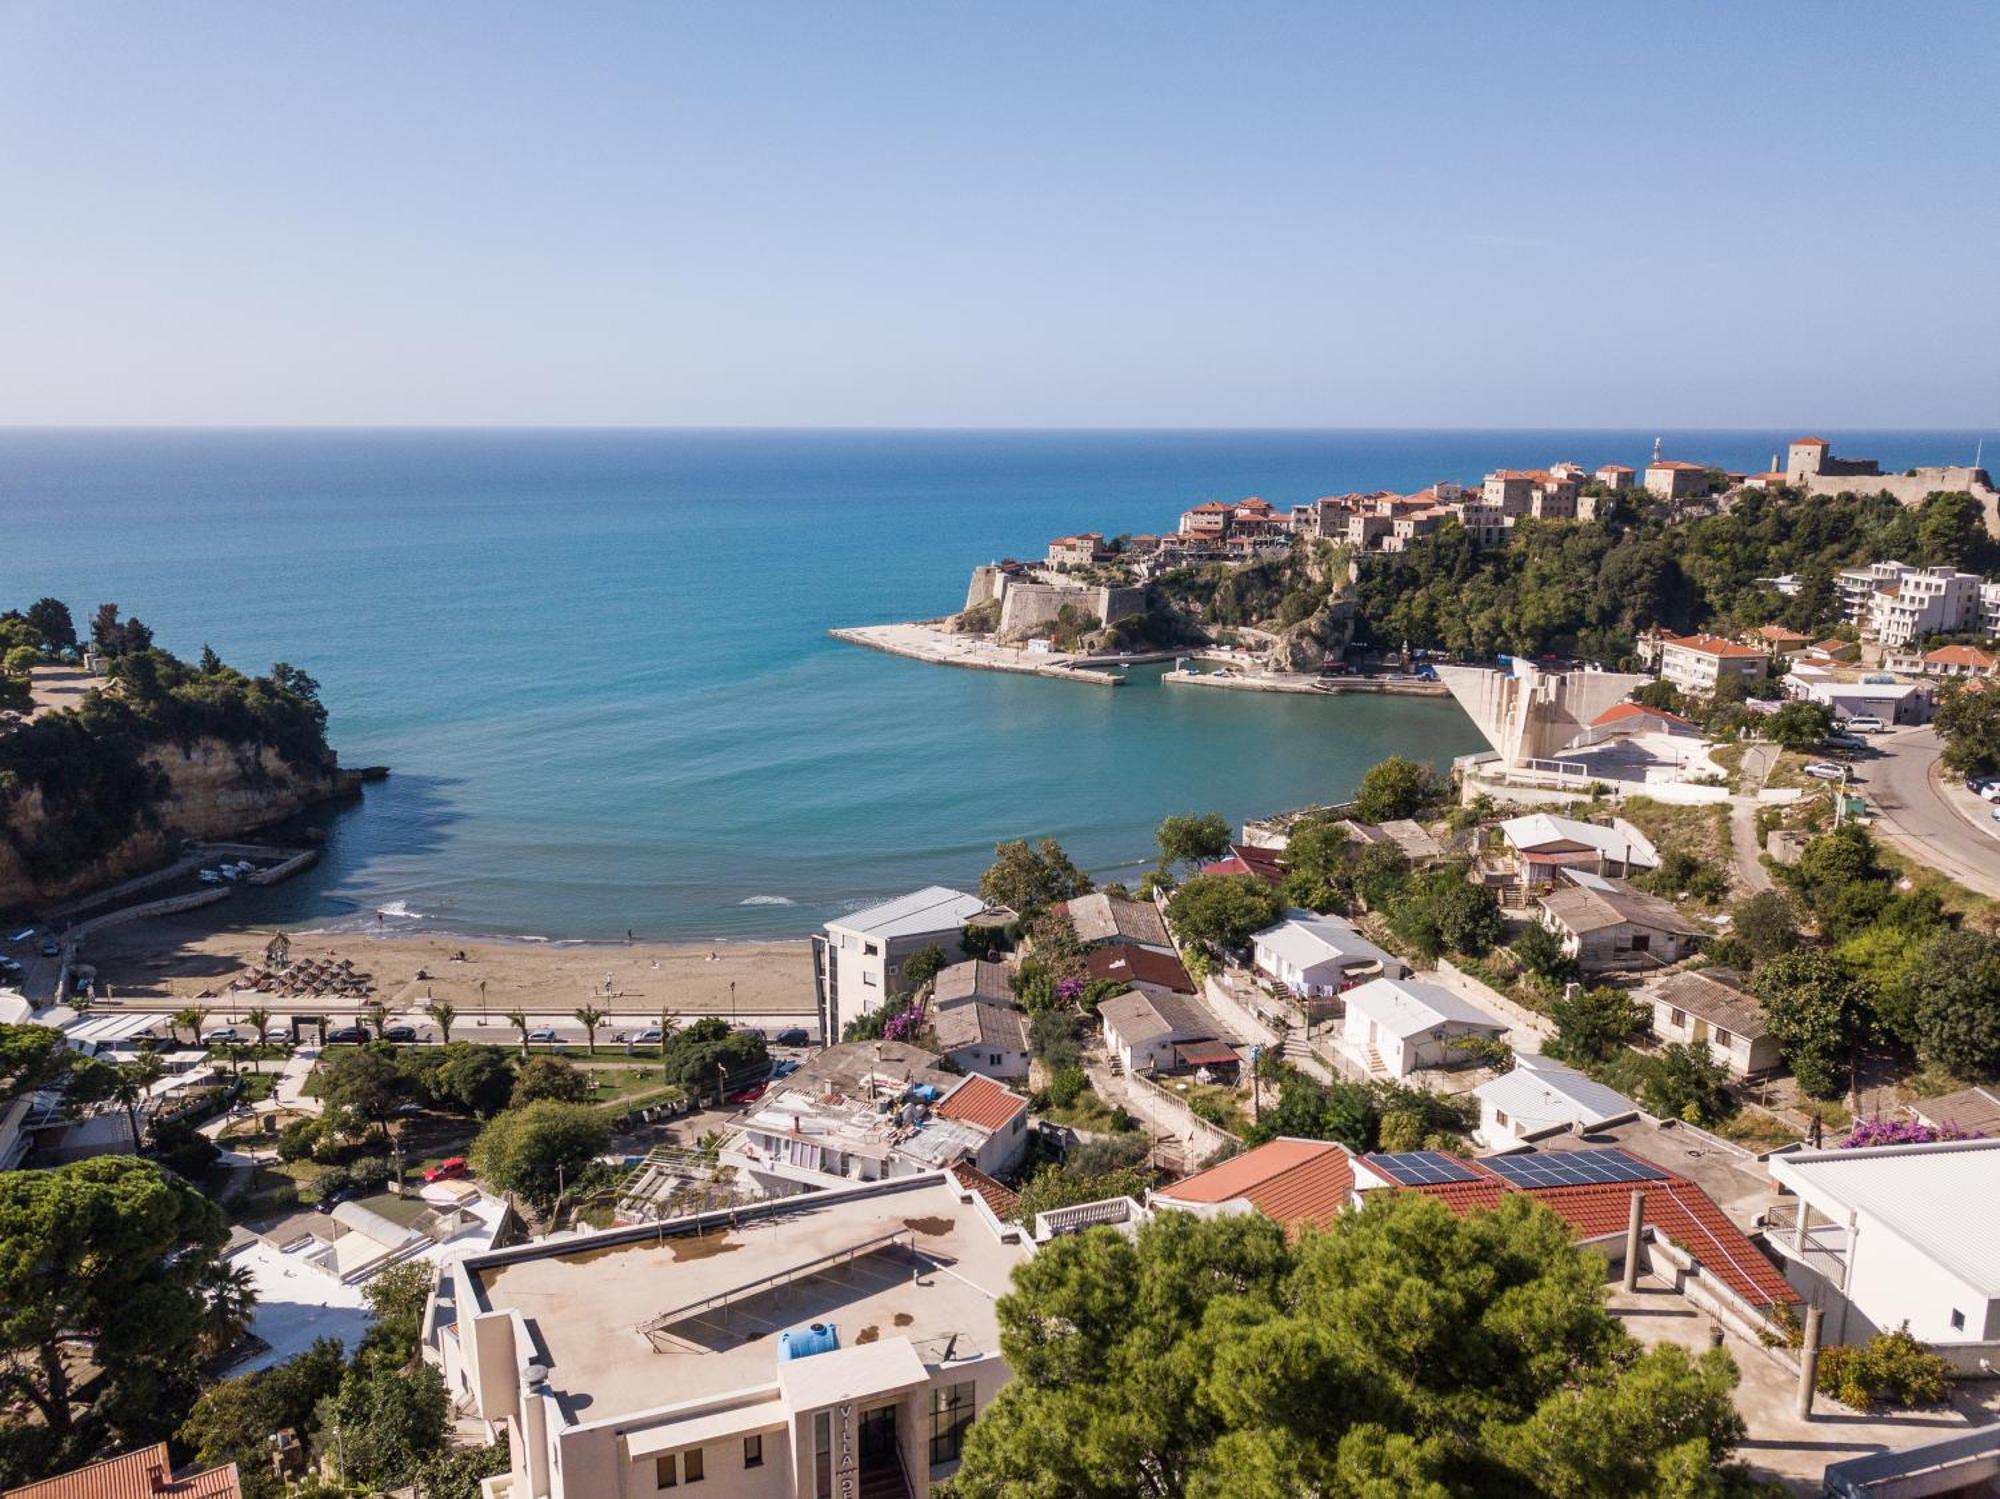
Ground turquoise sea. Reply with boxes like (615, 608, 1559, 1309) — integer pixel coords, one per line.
(2, 429, 1986, 939)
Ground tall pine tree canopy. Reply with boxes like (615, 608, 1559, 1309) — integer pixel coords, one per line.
(938, 1192, 1757, 1499)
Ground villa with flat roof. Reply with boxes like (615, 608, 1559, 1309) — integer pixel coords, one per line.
(428, 1173, 1030, 1499)
(811, 887, 1002, 1040)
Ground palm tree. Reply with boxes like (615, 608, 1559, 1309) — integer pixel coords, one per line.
(574, 1005, 606, 1056)
(244, 1006, 273, 1070)
(506, 1009, 531, 1057)
(364, 1000, 389, 1041)
(426, 1000, 457, 1044)
(115, 1050, 165, 1149)
(171, 1006, 204, 1047)
(197, 1260, 259, 1357)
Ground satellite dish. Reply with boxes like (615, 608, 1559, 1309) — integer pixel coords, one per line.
(524, 1362, 549, 1386)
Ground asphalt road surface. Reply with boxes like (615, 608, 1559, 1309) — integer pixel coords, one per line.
(1855, 727, 2000, 899)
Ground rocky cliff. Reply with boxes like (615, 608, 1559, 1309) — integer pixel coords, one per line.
(0, 736, 354, 910)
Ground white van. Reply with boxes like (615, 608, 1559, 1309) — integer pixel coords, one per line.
(1845, 714, 1887, 733)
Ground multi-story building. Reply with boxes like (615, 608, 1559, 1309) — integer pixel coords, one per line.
(1178, 502, 1234, 539)
(1044, 534, 1107, 568)
(1449, 500, 1508, 546)
(1864, 566, 1986, 648)
(1835, 561, 1916, 625)
(1643, 460, 1711, 501)
(811, 887, 994, 1040)
(428, 1173, 1029, 1499)
(1482, 470, 1537, 516)
(1592, 463, 1635, 490)
(1656, 631, 1768, 694)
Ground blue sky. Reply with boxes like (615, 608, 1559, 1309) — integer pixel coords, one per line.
(1, 2, 1994, 427)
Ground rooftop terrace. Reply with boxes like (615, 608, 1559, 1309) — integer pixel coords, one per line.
(464, 1174, 1027, 1421)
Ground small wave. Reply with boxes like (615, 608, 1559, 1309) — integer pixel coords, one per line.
(738, 895, 796, 906)
(376, 900, 426, 919)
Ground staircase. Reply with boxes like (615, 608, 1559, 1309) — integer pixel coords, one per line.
(858, 1458, 912, 1499)
(1106, 1055, 1124, 1076)
(1362, 1045, 1389, 1077)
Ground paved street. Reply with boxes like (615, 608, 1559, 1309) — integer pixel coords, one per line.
(1853, 727, 2000, 899)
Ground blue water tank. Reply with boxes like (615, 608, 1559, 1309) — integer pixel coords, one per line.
(779, 1322, 840, 1361)
(911, 1083, 939, 1102)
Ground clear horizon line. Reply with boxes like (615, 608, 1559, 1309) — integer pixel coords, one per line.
(1, 422, 1993, 435)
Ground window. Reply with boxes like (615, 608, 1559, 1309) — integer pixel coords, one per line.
(1493, 1109, 1509, 1128)
(1714, 1028, 1732, 1048)
(656, 1454, 678, 1489)
(864, 941, 880, 957)
(862, 972, 878, 988)
(684, 1448, 703, 1483)
(743, 1434, 763, 1469)
(1630, 933, 1651, 952)
(989, 1054, 1002, 1067)
(1951, 1309, 1966, 1332)
(1012, 1113, 1024, 1134)
(814, 1412, 832, 1498)
(1669, 1008, 1686, 1028)
(930, 1381, 976, 1466)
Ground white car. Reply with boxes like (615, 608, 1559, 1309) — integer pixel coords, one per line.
(621, 1026, 664, 1045)
(1802, 762, 1847, 782)
(1845, 715, 1886, 733)
(526, 1027, 562, 1043)
(203, 1026, 244, 1044)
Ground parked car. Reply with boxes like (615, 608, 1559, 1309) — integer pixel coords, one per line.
(0, 956, 22, 978)
(620, 1026, 664, 1045)
(424, 1156, 469, 1183)
(1825, 733, 1868, 752)
(1846, 714, 1887, 733)
(39, 938, 61, 957)
(326, 1025, 368, 1043)
(203, 1026, 244, 1045)
(526, 1027, 561, 1043)
(1803, 762, 1848, 781)
(381, 1024, 420, 1043)
(770, 1058, 800, 1079)
(727, 1083, 767, 1106)
(771, 1027, 810, 1047)
(316, 1186, 359, 1215)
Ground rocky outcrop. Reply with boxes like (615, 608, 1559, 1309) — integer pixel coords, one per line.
(1264, 597, 1356, 673)
(0, 737, 354, 910)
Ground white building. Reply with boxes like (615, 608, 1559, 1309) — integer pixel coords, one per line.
(1783, 671, 1932, 726)
(811, 887, 993, 1040)
(1642, 968, 1779, 1078)
(428, 1174, 1030, 1499)
(1836, 561, 1916, 625)
(1336, 976, 1507, 1080)
(930, 1002, 1030, 1084)
(1655, 632, 1767, 695)
(1097, 989, 1223, 1076)
(1863, 566, 1987, 648)
(1768, 1139, 2000, 1348)
(1249, 911, 1404, 997)
(1474, 1054, 1638, 1149)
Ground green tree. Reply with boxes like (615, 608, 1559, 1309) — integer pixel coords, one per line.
(179, 1338, 347, 1499)
(1383, 865, 1504, 960)
(24, 598, 76, 654)
(1351, 754, 1440, 822)
(573, 1004, 606, 1056)
(425, 999, 457, 1043)
(1277, 817, 1351, 912)
(979, 837, 1093, 914)
(1730, 889, 1799, 963)
(511, 1054, 591, 1107)
(1903, 930, 2000, 1080)
(660, 1015, 768, 1099)
(0, 1158, 227, 1480)
(1764, 700, 1835, 751)
(197, 1260, 259, 1359)
(504, 1008, 531, 1057)
(1548, 985, 1642, 1065)
(413, 1436, 512, 1499)
(312, 1361, 450, 1491)
(1756, 949, 1874, 1099)
(1156, 812, 1232, 876)
(945, 1194, 1754, 1499)
(0, 1023, 74, 1099)
(1934, 679, 2000, 777)
(1011, 1164, 1153, 1227)
(407, 1042, 512, 1116)
(1512, 921, 1578, 986)
(1167, 873, 1284, 951)
(902, 942, 949, 992)
(468, 1100, 610, 1209)
(320, 1046, 410, 1142)
(360, 1262, 435, 1370)
(1634, 1043, 1733, 1126)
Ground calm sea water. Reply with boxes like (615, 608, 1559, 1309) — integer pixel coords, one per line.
(2, 428, 1986, 939)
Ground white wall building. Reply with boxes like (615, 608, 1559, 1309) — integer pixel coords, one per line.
(428, 1174, 1029, 1499)
(1097, 989, 1221, 1076)
(1655, 632, 1767, 695)
(1336, 976, 1507, 1080)
(1864, 566, 1987, 648)
(1474, 1054, 1637, 1149)
(1768, 1139, 2000, 1348)
(811, 887, 991, 1040)
(1249, 911, 1404, 997)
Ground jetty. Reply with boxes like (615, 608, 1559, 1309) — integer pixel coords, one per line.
(1164, 665, 1450, 697)
(831, 622, 1138, 685)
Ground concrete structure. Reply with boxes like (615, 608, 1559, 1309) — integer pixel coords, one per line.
(1643, 968, 1778, 1078)
(1475, 1054, 1638, 1149)
(1782, 669, 1933, 725)
(1844, 563, 1989, 647)
(1786, 433, 2000, 533)
(1536, 873, 1701, 975)
(1178, 501, 1234, 539)
(1044, 533, 1108, 567)
(931, 1002, 1030, 1083)
(1643, 460, 1711, 501)
(812, 887, 992, 1040)
(1768, 1138, 2000, 1347)
(1336, 976, 1507, 1079)
(1248, 911, 1403, 997)
(1655, 631, 1767, 695)
(1097, 989, 1222, 1076)
(961, 565, 1146, 642)
(429, 1174, 1029, 1499)
(1435, 661, 1651, 769)
(729, 1059, 1031, 1194)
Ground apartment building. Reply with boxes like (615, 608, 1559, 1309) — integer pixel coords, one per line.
(1656, 631, 1767, 694)
(428, 1174, 1029, 1499)
(811, 886, 994, 1040)
(1643, 460, 1711, 501)
(1178, 502, 1234, 539)
(1862, 566, 1986, 649)
(1593, 464, 1635, 489)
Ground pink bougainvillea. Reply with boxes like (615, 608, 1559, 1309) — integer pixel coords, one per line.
(1838, 1117, 1981, 1149)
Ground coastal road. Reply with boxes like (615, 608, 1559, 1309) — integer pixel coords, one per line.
(1854, 727, 2000, 899)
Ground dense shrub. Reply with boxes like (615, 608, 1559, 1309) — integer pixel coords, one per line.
(1816, 1326, 1953, 1410)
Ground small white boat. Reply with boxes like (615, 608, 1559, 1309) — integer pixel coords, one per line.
(199, 869, 225, 884)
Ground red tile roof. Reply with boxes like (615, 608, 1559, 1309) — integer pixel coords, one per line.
(1793, 435, 1829, 446)
(949, 1162, 1021, 1219)
(1373, 1154, 1793, 1308)
(1647, 460, 1707, 472)
(1926, 644, 1998, 669)
(1198, 843, 1286, 886)
(935, 1073, 1029, 1133)
(1085, 942, 1196, 993)
(1156, 1137, 1354, 1235)
(1661, 631, 1767, 660)
(1596, 464, 1635, 473)
(4, 1445, 242, 1499)
(1590, 700, 1695, 729)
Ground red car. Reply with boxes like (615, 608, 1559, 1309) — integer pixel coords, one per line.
(424, 1156, 469, 1183)
(727, 1084, 767, 1106)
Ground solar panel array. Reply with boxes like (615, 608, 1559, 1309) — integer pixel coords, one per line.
(1481, 1149, 1666, 1190)
(1368, 1150, 1480, 1186)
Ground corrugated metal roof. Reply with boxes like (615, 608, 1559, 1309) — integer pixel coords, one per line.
(1476, 1056, 1637, 1131)
(1772, 1139, 2000, 1296)
(830, 886, 988, 939)
(1341, 977, 1506, 1040)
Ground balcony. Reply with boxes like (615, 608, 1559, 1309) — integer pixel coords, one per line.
(1763, 1198, 1849, 1287)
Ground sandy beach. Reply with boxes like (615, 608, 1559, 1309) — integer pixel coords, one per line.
(81, 914, 816, 1024)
